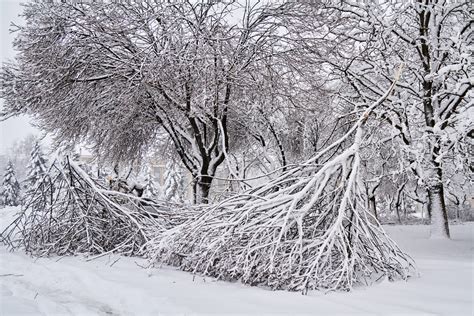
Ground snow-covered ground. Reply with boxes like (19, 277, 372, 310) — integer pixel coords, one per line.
(0, 207, 472, 315)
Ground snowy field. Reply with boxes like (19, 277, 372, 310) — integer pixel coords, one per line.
(0, 207, 472, 316)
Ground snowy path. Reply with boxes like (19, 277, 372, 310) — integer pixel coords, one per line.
(0, 219, 472, 315)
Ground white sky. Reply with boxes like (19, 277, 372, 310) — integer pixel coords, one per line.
(0, 0, 40, 154)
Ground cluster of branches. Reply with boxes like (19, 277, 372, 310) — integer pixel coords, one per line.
(0, 84, 416, 292)
(0, 158, 195, 257)
(147, 85, 415, 292)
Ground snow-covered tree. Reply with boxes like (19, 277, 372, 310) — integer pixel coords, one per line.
(24, 142, 48, 193)
(0, 1, 286, 203)
(0, 134, 37, 182)
(163, 161, 185, 203)
(1, 161, 21, 207)
(143, 168, 161, 199)
(286, 0, 472, 238)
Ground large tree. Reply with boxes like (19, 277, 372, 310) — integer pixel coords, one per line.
(286, 0, 472, 238)
(0, 1, 282, 203)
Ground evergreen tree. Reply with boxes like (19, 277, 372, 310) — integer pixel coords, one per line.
(25, 142, 48, 193)
(143, 168, 161, 199)
(163, 161, 184, 202)
(1, 161, 21, 206)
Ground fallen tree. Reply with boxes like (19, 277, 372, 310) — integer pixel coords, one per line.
(146, 75, 416, 292)
(0, 158, 194, 257)
(0, 72, 416, 293)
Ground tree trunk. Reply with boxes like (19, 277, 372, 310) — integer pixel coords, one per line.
(425, 136, 450, 237)
(394, 181, 406, 224)
(369, 196, 377, 220)
(195, 175, 213, 204)
(417, 3, 450, 238)
(447, 191, 461, 221)
(427, 183, 450, 239)
(192, 181, 197, 204)
(395, 203, 402, 224)
(364, 180, 380, 221)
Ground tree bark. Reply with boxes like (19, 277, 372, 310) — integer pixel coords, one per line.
(195, 175, 213, 204)
(427, 183, 450, 238)
(426, 149, 450, 238)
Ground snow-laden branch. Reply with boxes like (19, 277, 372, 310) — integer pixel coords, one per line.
(0, 158, 195, 257)
(146, 72, 415, 292)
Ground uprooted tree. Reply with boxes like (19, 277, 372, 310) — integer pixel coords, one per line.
(147, 78, 416, 292)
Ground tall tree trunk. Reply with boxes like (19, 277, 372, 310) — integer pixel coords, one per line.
(427, 183, 450, 238)
(422, 89, 450, 237)
(426, 148, 450, 238)
(418, 1, 451, 238)
(394, 181, 407, 224)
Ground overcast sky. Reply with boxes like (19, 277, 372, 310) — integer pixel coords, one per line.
(0, 0, 40, 154)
